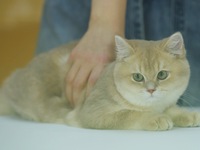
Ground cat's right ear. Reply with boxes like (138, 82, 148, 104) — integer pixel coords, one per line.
(164, 32, 186, 57)
(115, 36, 134, 61)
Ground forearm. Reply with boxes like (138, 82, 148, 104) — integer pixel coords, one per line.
(89, 0, 127, 36)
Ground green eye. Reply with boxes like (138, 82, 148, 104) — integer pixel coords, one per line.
(132, 73, 144, 82)
(157, 70, 168, 80)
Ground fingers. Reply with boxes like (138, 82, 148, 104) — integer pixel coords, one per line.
(66, 61, 93, 106)
(72, 64, 92, 105)
(66, 61, 81, 106)
(86, 65, 105, 96)
(64, 28, 116, 107)
(66, 57, 107, 107)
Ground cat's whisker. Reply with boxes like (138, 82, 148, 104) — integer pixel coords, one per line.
(178, 94, 199, 107)
(183, 92, 200, 103)
(179, 97, 193, 107)
(159, 88, 168, 91)
(189, 77, 199, 82)
(139, 91, 145, 94)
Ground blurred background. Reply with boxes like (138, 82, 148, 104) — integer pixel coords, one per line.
(0, 0, 44, 84)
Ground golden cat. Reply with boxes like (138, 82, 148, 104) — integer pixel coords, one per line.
(0, 32, 200, 130)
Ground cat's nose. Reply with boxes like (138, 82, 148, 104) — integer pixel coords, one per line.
(147, 89, 156, 94)
(145, 81, 157, 94)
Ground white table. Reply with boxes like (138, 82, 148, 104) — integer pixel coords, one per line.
(0, 108, 200, 150)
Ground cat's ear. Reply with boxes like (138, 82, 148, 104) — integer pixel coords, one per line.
(115, 36, 134, 61)
(164, 32, 185, 57)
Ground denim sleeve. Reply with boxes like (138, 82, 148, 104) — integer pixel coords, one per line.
(35, 0, 91, 54)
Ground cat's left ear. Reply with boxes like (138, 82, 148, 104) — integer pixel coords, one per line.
(115, 36, 134, 61)
(164, 32, 186, 57)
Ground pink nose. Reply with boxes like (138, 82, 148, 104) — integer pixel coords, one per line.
(147, 89, 156, 94)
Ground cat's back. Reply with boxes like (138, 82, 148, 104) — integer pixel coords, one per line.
(1, 42, 76, 105)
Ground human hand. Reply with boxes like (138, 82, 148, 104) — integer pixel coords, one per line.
(66, 26, 118, 106)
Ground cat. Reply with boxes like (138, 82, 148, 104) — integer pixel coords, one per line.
(0, 32, 200, 131)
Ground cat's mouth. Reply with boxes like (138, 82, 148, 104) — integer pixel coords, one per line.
(143, 89, 166, 100)
(147, 94, 156, 99)
(145, 92, 161, 102)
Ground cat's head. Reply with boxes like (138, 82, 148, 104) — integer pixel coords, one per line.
(113, 32, 190, 110)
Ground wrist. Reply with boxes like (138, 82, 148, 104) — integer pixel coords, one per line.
(89, 0, 127, 37)
(88, 18, 125, 37)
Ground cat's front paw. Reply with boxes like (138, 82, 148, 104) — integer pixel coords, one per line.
(173, 112, 200, 127)
(144, 115, 173, 131)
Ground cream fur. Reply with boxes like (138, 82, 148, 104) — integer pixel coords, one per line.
(0, 32, 200, 131)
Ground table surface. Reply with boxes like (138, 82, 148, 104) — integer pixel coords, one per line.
(0, 108, 200, 150)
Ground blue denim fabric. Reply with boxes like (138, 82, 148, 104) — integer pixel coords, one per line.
(36, 0, 200, 106)
(36, 0, 91, 53)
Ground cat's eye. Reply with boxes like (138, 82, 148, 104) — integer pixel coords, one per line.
(157, 70, 169, 80)
(132, 73, 144, 82)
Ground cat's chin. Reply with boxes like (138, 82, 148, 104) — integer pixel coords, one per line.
(146, 94, 156, 99)
(145, 95, 161, 103)
(128, 94, 169, 109)
(142, 91, 162, 102)
(120, 93, 161, 108)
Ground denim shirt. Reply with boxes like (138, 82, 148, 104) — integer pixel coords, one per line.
(36, 0, 200, 106)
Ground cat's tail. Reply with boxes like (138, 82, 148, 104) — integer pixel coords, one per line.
(0, 88, 13, 115)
